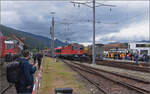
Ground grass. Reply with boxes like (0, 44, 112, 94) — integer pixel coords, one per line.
(40, 57, 90, 94)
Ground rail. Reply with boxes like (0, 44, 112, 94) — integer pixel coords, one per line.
(62, 59, 150, 94)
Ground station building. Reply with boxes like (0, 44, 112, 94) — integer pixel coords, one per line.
(102, 43, 128, 56)
(103, 43, 128, 52)
(128, 42, 150, 56)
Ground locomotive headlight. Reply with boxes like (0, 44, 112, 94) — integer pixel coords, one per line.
(82, 54, 85, 57)
(75, 55, 78, 57)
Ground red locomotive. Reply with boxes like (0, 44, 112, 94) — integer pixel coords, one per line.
(55, 43, 85, 59)
(0, 32, 21, 62)
(0, 32, 5, 59)
(55, 43, 104, 60)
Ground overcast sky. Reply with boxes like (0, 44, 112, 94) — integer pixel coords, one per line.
(1, 1, 149, 45)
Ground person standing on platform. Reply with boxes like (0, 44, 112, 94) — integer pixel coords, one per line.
(37, 52, 43, 69)
(33, 53, 37, 65)
(143, 53, 148, 62)
(134, 53, 139, 64)
(15, 50, 37, 94)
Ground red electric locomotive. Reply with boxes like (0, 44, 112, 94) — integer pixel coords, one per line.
(55, 43, 85, 59)
(55, 47, 62, 57)
(0, 32, 21, 62)
(0, 32, 5, 60)
(4, 40, 21, 59)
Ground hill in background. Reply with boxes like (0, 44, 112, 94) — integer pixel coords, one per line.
(0, 24, 66, 50)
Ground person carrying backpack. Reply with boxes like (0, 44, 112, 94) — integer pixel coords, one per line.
(7, 50, 37, 94)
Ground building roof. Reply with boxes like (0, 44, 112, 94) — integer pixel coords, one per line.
(129, 42, 150, 44)
(102, 43, 128, 51)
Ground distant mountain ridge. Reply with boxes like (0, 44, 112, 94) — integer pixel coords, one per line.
(108, 40, 150, 45)
(0, 24, 66, 49)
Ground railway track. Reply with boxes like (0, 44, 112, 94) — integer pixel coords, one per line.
(96, 60, 150, 73)
(62, 59, 150, 94)
(102, 59, 150, 66)
(0, 62, 16, 94)
(0, 84, 13, 94)
(71, 59, 150, 73)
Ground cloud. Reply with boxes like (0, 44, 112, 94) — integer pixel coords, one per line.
(96, 20, 149, 43)
(1, 1, 149, 44)
(1, 11, 21, 28)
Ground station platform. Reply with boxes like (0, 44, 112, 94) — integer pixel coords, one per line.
(103, 58, 149, 64)
(39, 57, 91, 94)
(74, 61, 150, 83)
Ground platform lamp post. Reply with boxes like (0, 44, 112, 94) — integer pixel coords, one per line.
(50, 12, 55, 63)
(71, 0, 115, 65)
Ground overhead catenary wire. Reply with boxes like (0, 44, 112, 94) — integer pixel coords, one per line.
(54, 1, 117, 45)
(54, 1, 147, 46)
(70, 0, 116, 65)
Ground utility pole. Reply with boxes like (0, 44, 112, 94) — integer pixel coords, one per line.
(52, 17, 55, 59)
(71, 0, 115, 65)
(50, 16, 55, 62)
(50, 25, 52, 56)
(92, 0, 96, 65)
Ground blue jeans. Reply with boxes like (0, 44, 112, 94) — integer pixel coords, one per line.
(135, 59, 138, 64)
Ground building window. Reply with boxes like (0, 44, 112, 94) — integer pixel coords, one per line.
(136, 44, 150, 48)
(140, 50, 148, 54)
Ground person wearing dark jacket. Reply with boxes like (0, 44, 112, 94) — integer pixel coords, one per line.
(37, 53, 43, 69)
(33, 53, 37, 64)
(15, 51, 37, 94)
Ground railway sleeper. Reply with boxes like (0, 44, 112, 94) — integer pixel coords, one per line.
(64, 61, 150, 94)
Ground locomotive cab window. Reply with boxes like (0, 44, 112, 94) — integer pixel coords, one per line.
(73, 46, 78, 50)
(5, 44, 14, 49)
(80, 46, 84, 50)
(56, 49, 61, 53)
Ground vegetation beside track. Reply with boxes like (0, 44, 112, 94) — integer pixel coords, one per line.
(40, 57, 90, 94)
